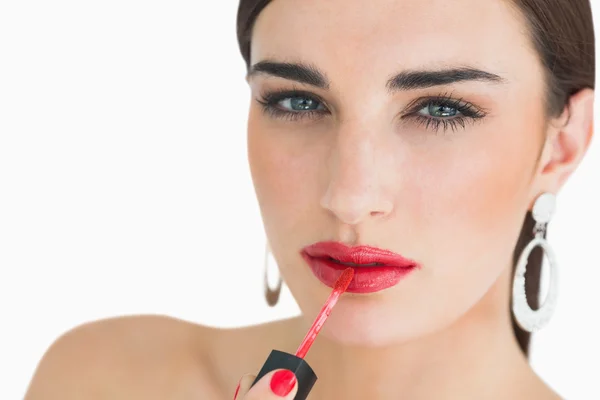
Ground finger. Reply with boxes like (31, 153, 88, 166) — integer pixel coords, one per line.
(238, 369, 298, 400)
(233, 373, 256, 399)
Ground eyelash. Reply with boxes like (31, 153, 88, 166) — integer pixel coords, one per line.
(255, 90, 487, 133)
(256, 89, 328, 122)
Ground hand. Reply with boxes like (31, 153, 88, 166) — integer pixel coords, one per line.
(233, 369, 298, 400)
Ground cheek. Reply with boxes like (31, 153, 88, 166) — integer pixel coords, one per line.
(403, 116, 542, 243)
(397, 114, 544, 312)
(367, 119, 546, 338)
(247, 111, 321, 238)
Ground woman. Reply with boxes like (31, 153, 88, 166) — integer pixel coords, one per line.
(25, 0, 595, 399)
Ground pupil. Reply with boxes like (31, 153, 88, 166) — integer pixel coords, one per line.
(291, 97, 317, 111)
(429, 104, 457, 117)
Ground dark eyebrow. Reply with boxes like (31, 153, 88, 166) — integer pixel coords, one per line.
(247, 61, 330, 89)
(386, 67, 506, 91)
(247, 61, 506, 92)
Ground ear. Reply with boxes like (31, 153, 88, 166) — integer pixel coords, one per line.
(532, 88, 595, 198)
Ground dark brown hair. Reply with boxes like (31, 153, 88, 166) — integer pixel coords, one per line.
(236, 0, 595, 356)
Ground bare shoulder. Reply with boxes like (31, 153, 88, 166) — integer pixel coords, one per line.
(24, 315, 227, 400)
(202, 317, 304, 393)
(526, 385, 563, 400)
(536, 383, 563, 400)
(513, 362, 564, 400)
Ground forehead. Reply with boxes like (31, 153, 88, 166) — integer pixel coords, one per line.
(250, 0, 539, 83)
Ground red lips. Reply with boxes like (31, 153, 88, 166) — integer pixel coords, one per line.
(301, 241, 419, 293)
(303, 241, 416, 267)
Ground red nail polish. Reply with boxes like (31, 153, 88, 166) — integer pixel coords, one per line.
(270, 370, 297, 397)
(233, 381, 240, 400)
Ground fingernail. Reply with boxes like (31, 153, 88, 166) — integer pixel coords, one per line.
(270, 370, 297, 397)
(232, 381, 240, 400)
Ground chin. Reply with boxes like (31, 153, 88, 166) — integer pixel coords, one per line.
(313, 297, 444, 347)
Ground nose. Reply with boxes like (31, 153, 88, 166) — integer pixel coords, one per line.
(320, 129, 394, 225)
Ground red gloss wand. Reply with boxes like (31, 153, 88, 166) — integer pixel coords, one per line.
(295, 267, 353, 358)
(250, 267, 354, 399)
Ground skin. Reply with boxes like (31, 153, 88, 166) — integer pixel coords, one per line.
(25, 0, 594, 399)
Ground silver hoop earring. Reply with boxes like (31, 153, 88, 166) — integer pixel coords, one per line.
(512, 192, 559, 332)
(264, 243, 282, 306)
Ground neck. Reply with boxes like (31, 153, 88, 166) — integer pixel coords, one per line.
(300, 266, 534, 399)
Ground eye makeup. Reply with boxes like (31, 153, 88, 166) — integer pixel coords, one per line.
(399, 91, 487, 133)
(256, 88, 329, 122)
(255, 88, 488, 134)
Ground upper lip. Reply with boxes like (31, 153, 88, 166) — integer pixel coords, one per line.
(301, 241, 418, 268)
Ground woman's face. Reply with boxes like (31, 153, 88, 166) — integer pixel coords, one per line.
(246, 0, 549, 345)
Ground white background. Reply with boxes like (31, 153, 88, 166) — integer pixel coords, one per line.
(1, 1, 599, 398)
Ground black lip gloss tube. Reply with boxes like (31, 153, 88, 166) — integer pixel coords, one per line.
(251, 350, 317, 400)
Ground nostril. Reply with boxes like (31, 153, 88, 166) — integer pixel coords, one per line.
(320, 187, 393, 224)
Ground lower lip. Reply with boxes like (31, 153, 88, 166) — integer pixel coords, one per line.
(301, 252, 416, 293)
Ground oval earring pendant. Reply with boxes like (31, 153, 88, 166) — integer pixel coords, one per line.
(512, 237, 558, 332)
(264, 243, 282, 307)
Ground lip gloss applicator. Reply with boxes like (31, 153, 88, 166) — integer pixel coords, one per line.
(250, 267, 355, 399)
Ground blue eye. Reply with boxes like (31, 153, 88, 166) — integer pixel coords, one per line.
(405, 95, 487, 133)
(256, 90, 487, 132)
(257, 90, 328, 121)
(280, 96, 325, 112)
(420, 103, 459, 118)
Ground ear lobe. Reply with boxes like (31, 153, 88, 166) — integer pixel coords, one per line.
(538, 88, 595, 192)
